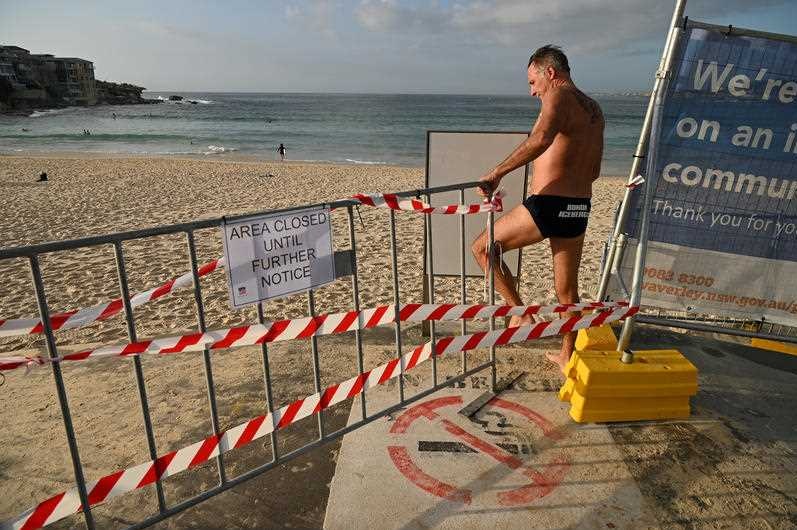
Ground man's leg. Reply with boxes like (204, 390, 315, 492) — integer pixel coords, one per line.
(471, 204, 545, 326)
(544, 234, 585, 373)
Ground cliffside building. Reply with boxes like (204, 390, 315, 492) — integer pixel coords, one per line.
(0, 45, 97, 106)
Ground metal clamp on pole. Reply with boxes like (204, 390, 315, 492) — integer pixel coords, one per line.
(621, 349, 634, 364)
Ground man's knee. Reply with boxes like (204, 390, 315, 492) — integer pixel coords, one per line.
(472, 236, 505, 265)
(471, 235, 487, 264)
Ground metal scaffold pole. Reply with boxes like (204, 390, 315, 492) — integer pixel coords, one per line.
(596, 0, 689, 306)
(614, 0, 689, 360)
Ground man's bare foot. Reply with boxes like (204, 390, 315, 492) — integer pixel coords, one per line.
(508, 314, 535, 328)
(544, 351, 570, 375)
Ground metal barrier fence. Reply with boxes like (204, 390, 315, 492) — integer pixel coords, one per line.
(0, 181, 501, 529)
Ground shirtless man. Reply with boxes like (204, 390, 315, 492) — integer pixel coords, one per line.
(473, 45, 604, 373)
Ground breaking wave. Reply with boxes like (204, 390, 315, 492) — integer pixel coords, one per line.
(203, 145, 238, 155)
(29, 107, 80, 118)
(344, 158, 386, 165)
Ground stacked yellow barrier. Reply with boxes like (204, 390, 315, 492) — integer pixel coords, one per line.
(750, 338, 797, 357)
(558, 326, 698, 423)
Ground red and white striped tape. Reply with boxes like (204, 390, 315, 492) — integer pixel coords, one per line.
(0, 193, 499, 340)
(0, 258, 226, 339)
(0, 301, 626, 373)
(625, 174, 645, 189)
(351, 192, 503, 215)
(2, 304, 637, 530)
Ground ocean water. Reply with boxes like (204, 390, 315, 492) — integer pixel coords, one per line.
(0, 92, 647, 175)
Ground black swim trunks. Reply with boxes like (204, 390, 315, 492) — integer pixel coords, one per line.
(523, 194, 591, 239)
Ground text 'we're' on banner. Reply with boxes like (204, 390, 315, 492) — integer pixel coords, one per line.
(621, 21, 797, 325)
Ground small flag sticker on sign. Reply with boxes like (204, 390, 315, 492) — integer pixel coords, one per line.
(238, 286, 247, 296)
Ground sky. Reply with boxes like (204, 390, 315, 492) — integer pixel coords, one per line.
(1, 0, 795, 94)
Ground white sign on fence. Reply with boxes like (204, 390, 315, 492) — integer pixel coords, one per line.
(222, 206, 335, 308)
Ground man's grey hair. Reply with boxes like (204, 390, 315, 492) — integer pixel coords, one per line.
(528, 45, 570, 74)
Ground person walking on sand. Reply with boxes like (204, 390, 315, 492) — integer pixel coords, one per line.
(472, 45, 604, 375)
(276, 143, 287, 161)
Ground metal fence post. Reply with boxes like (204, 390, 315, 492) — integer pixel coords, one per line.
(388, 210, 405, 403)
(426, 192, 438, 388)
(29, 255, 96, 529)
(459, 189, 468, 374)
(185, 230, 227, 484)
(308, 290, 325, 438)
(256, 302, 279, 462)
(112, 241, 168, 512)
(347, 206, 368, 420)
(488, 199, 497, 391)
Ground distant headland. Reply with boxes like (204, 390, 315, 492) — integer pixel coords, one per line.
(0, 45, 160, 115)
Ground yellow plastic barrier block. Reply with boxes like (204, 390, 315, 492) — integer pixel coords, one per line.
(750, 338, 797, 357)
(567, 394, 691, 423)
(574, 325, 617, 351)
(558, 349, 698, 423)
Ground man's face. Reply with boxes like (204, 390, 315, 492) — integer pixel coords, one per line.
(527, 64, 549, 99)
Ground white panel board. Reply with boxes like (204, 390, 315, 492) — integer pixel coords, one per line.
(426, 131, 529, 277)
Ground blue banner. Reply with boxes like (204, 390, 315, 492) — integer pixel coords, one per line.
(628, 24, 797, 261)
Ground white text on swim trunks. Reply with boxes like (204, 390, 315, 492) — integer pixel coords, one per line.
(559, 204, 589, 218)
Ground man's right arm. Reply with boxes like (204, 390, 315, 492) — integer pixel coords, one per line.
(478, 92, 567, 195)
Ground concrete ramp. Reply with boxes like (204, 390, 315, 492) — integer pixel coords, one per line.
(324, 384, 655, 529)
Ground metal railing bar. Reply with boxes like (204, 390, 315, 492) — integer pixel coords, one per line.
(635, 314, 797, 345)
(0, 182, 483, 260)
(112, 241, 168, 513)
(686, 19, 797, 43)
(325, 360, 495, 440)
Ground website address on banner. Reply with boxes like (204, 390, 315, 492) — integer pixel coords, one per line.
(642, 268, 797, 314)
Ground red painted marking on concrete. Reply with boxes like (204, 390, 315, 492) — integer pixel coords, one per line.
(497, 458, 571, 506)
(387, 446, 472, 504)
(387, 394, 570, 507)
(438, 418, 525, 470)
(389, 396, 462, 434)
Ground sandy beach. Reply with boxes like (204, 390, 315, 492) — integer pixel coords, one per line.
(0, 154, 624, 524)
(0, 155, 626, 352)
(0, 156, 794, 530)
